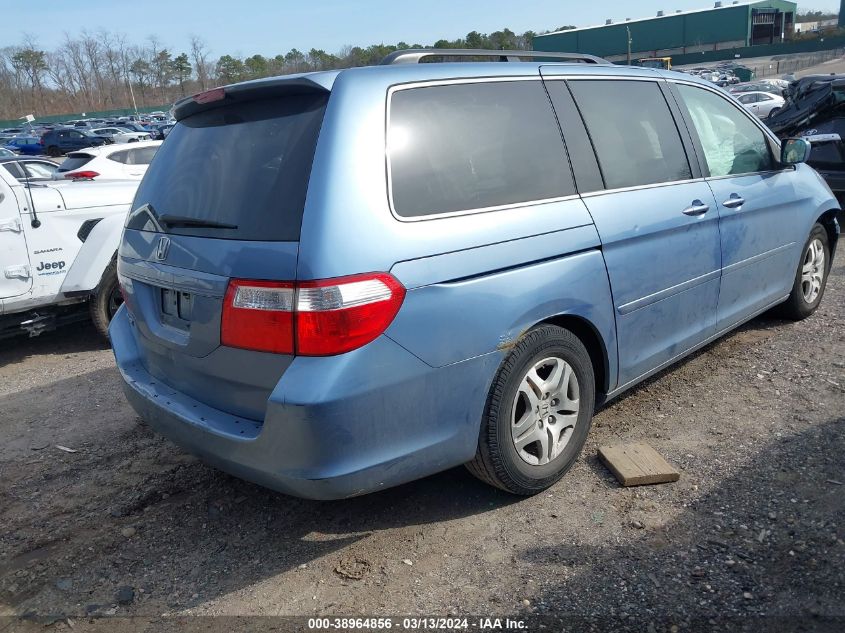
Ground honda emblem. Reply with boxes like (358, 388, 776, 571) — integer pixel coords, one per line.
(155, 236, 171, 261)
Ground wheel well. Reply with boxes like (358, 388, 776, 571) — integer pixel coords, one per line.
(540, 314, 609, 397)
(817, 209, 841, 259)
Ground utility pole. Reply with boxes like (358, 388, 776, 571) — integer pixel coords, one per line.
(125, 69, 139, 116)
(627, 26, 632, 65)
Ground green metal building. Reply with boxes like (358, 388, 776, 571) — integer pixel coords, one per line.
(534, 1, 799, 62)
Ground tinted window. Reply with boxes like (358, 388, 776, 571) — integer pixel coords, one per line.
(388, 81, 573, 218)
(569, 80, 692, 190)
(2, 163, 23, 179)
(108, 150, 129, 164)
(676, 84, 774, 177)
(127, 146, 157, 165)
(545, 80, 604, 193)
(130, 93, 327, 241)
(57, 154, 94, 172)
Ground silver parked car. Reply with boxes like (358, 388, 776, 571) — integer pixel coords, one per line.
(735, 91, 785, 118)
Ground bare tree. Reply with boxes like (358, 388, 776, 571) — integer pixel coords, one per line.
(0, 25, 550, 120)
(190, 35, 211, 91)
(63, 35, 95, 110)
(81, 31, 106, 108)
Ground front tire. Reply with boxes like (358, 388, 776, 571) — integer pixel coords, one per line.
(466, 325, 596, 495)
(778, 223, 830, 320)
(89, 261, 123, 339)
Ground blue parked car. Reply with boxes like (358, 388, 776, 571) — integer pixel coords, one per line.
(111, 50, 840, 499)
(4, 136, 43, 156)
(40, 128, 110, 157)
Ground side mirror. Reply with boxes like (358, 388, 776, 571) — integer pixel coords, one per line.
(781, 137, 812, 165)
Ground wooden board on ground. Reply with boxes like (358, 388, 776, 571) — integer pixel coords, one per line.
(598, 442, 680, 487)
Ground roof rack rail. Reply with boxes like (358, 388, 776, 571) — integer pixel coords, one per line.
(380, 49, 611, 66)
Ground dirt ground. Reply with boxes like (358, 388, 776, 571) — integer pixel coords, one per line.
(0, 250, 842, 633)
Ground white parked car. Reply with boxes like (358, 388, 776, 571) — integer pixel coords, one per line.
(735, 91, 785, 118)
(0, 166, 138, 338)
(52, 140, 162, 181)
(90, 126, 152, 143)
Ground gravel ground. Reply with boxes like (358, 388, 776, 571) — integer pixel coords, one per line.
(0, 255, 843, 633)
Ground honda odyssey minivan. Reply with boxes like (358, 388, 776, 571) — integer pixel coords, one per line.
(111, 50, 839, 499)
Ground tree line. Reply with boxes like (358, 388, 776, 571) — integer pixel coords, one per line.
(0, 26, 578, 120)
(794, 10, 838, 23)
(6, 6, 831, 121)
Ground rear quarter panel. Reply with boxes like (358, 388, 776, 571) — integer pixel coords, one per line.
(386, 223, 617, 385)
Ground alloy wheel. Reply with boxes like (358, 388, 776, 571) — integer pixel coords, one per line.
(511, 356, 580, 466)
(801, 238, 825, 304)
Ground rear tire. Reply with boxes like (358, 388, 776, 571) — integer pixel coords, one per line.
(777, 223, 830, 320)
(89, 261, 122, 340)
(47, 146, 60, 157)
(466, 325, 596, 495)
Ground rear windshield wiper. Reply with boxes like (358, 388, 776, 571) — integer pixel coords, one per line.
(158, 214, 239, 230)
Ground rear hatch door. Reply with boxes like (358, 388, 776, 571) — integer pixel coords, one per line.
(119, 82, 330, 420)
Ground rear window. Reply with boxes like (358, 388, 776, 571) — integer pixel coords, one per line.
(128, 93, 328, 241)
(58, 154, 95, 172)
(388, 81, 574, 218)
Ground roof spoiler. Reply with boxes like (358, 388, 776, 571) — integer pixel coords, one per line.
(173, 76, 331, 121)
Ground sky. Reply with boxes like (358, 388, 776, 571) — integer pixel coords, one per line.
(5, 0, 843, 58)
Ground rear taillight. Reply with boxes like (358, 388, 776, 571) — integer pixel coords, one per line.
(221, 273, 405, 356)
(221, 281, 295, 354)
(64, 171, 99, 180)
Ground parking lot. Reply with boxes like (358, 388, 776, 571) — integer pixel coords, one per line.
(1, 252, 842, 629)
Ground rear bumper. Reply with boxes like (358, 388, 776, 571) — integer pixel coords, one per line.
(110, 307, 500, 499)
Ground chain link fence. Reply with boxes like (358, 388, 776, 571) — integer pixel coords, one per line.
(744, 48, 845, 78)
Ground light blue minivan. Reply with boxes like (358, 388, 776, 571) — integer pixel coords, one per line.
(111, 50, 839, 499)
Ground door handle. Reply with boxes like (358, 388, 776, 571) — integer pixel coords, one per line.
(682, 200, 710, 216)
(722, 194, 745, 208)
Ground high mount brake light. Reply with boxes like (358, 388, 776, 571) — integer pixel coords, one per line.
(221, 273, 406, 356)
(193, 87, 225, 104)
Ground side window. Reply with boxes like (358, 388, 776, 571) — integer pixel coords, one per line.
(108, 150, 129, 164)
(24, 162, 57, 179)
(388, 80, 574, 218)
(676, 84, 775, 177)
(2, 163, 23, 179)
(568, 80, 692, 190)
(127, 146, 158, 165)
(545, 80, 604, 193)
(737, 94, 755, 105)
